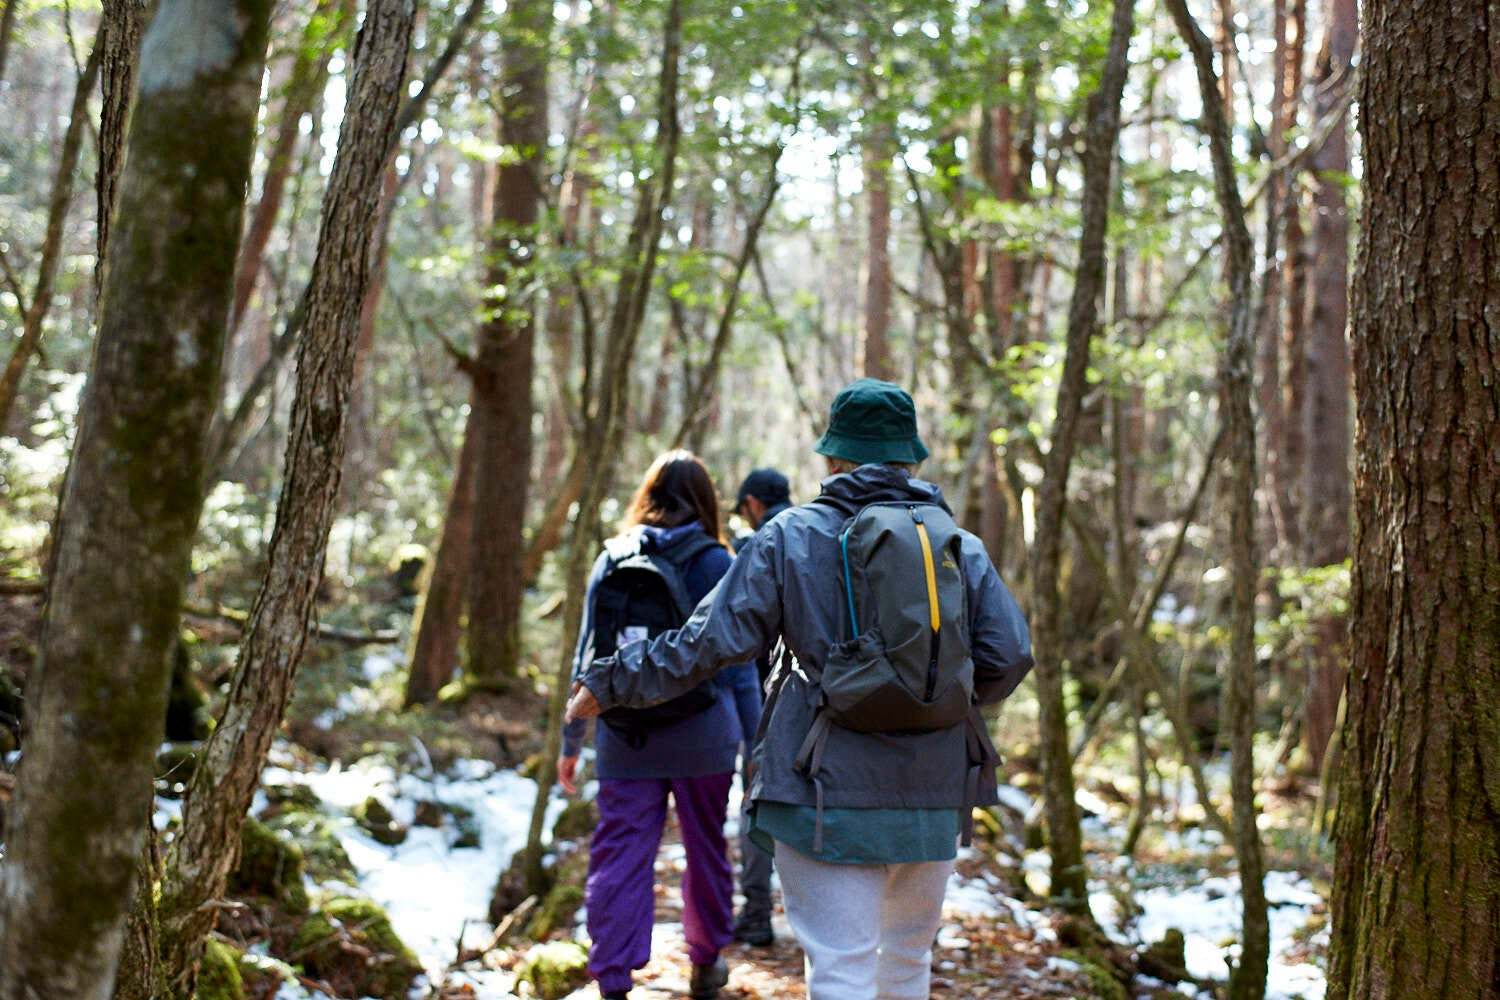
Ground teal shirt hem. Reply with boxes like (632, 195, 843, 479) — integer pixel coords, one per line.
(748, 802, 960, 864)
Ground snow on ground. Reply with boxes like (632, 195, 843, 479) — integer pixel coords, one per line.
(1093, 868, 1327, 1000)
(261, 755, 566, 976)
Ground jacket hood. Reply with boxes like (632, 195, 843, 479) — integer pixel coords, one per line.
(817, 464, 951, 512)
(639, 522, 714, 551)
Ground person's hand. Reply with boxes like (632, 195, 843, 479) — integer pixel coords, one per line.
(557, 754, 580, 795)
(565, 682, 602, 723)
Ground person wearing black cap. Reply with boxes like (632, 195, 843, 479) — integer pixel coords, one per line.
(567, 379, 1033, 999)
(735, 468, 792, 543)
(727, 467, 793, 948)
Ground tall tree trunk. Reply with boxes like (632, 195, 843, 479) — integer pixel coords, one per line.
(404, 399, 479, 706)
(1278, 0, 1308, 556)
(517, 0, 682, 894)
(1163, 1, 1269, 997)
(149, 4, 414, 994)
(0, 42, 101, 431)
(95, 0, 149, 281)
(1256, 0, 1291, 554)
(464, 0, 550, 684)
(1298, 0, 1355, 772)
(859, 31, 894, 382)
(1029, 0, 1134, 920)
(1328, 1, 1500, 994)
(229, 0, 346, 335)
(0, 3, 271, 996)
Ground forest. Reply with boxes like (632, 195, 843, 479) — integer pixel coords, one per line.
(0, 0, 1494, 998)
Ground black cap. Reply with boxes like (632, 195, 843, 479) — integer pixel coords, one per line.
(736, 468, 790, 510)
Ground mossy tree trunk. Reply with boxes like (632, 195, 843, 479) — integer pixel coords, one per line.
(517, 0, 683, 895)
(1162, 1, 1269, 996)
(0, 2, 271, 995)
(1027, 0, 1134, 919)
(149, 3, 415, 994)
(1328, 0, 1500, 994)
(858, 26, 893, 383)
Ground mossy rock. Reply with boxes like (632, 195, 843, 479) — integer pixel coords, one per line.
(354, 796, 407, 846)
(291, 896, 422, 1000)
(229, 818, 309, 915)
(516, 940, 590, 1000)
(526, 883, 584, 940)
(262, 781, 322, 815)
(197, 938, 246, 1000)
(264, 810, 357, 885)
(551, 797, 597, 842)
(1057, 949, 1128, 1000)
(1137, 927, 1190, 983)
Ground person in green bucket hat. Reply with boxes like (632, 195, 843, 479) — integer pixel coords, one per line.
(813, 377, 931, 467)
(567, 378, 1033, 1000)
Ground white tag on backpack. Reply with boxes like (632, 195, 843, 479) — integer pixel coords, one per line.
(616, 625, 650, 648)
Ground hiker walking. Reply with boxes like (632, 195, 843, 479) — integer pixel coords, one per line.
(567, 379, 1033, 999)
(558, 451, 760, 1000)
(729, 467, 794, 948)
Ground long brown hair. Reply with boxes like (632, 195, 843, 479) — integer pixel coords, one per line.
(624, 450, 727, 546)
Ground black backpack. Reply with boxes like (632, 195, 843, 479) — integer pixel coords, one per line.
(586, 528, 722, 748)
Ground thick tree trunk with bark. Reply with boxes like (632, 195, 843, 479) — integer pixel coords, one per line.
(0, 42, 100, 431)
(1163, 1, 1269, 996)
(405, 401, 479, 706)
(1029, 0, 1133, 919)
(0, 2, 271, 995)
(465, 0, 550, 683)
(1277, 0, 1308, 556)
(149, 4, 414, 994)
(1299, 0, 1355, 771)
(1328, 1, 1500, 995)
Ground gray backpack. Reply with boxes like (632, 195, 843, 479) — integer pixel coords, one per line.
(793, 497, 997, 849)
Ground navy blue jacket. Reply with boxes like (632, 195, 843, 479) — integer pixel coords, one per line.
(562, 523, 761, 780)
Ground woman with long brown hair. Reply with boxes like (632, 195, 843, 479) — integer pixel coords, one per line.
(559, 451, 761, 1000)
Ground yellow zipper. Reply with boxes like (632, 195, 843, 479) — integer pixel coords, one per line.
(915, 522, 941, 633)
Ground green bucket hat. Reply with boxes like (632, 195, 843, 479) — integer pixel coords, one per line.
(814, 378, 930, 465)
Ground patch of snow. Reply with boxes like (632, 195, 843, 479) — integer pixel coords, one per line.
(1099, 870, 1326, 1000)
(944, 873, 1001, 917)
(264, 756, 565, 976)
(362, 653, 399, 681)
(995, 783, 1032, 816)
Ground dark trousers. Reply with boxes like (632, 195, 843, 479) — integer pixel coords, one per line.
(586, 773, 734, 993)
(738, 764, 774, 920)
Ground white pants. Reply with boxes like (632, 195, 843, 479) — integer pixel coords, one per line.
(773, 842, 953, 1000)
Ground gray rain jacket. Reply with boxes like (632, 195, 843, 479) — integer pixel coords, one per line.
(579, 464, 1034, 812)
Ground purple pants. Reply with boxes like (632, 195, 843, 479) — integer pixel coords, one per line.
(586, 773, 734, 992)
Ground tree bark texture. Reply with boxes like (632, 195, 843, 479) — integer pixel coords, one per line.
(95, 0, 149, 280)
(150, 3, 414, 994)
(1299, 0, 1355, 771)
(1328, 1, 1500, 995)
(1278, 0, 1308, 557)
(1028, 0, 1134, 919)
(0, 41, 100, 431)
(0, 2, 271, 995)
(1163, 1, 1269, 996)
(404, 401, 479, 706)
(465, 0, 550, 683)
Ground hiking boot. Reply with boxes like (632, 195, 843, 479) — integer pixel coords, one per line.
(732, 909, 774, 947)
(689, 956, 729, 998)
(602, 992, 630, 1000)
